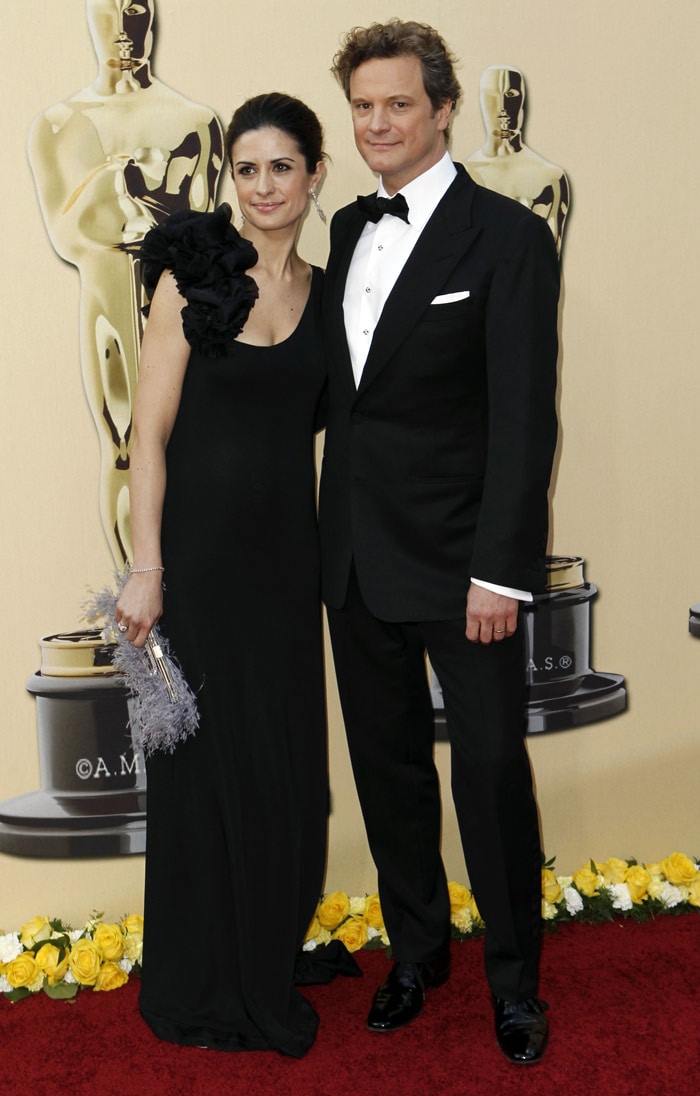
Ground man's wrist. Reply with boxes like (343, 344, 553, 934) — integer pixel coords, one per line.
(470, 577, 532, 603)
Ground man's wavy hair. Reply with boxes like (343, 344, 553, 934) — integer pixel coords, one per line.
(331, 19, 461, 124)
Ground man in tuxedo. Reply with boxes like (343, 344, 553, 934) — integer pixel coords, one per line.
(319, 20, 560, 1064)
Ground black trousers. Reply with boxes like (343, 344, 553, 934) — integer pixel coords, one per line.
(326, 567, 543, 1002)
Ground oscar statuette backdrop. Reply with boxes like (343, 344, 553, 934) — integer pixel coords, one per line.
(0, 0, 222, 858)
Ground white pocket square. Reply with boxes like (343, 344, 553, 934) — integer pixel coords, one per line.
(431, 291, 470, 304)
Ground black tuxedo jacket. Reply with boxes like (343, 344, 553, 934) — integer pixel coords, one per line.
(319, 163, 560, 621)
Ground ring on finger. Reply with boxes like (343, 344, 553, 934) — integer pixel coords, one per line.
(117, 622, 128, 633)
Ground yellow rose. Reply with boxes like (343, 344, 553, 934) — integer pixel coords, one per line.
(122, 914, 144, 936)
(93, 923, 125, 962)
(69, 939, 103, 986)
(686, 877, 700, 907)
(466, 891, 482, 925)
(542, 900, 559, 921)
(600, 858, 629, 886)
(6, 952, 41, 990)
(304, 915, 321, 943)
(317, 891, 350, 930)
(624, 865, 651, 904)
(332, 916, 368, 953)
(661, 852, 698, 886)
(572, 866, 600, 897)
(95, 961, 129, 992)
(20, 916, 52, 948)
(34, 942, 69, 981)
(364, 894, 384, 931)
(447, 881, 470, 913)
(48, 958, 70, 986)
(542, 869, 562, 905)
(123, 933, 143, 965)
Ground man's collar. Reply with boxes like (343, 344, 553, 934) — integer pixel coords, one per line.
(377, 152, 457, 230)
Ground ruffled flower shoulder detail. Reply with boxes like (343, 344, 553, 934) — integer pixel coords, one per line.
(140, 203, 258, 358)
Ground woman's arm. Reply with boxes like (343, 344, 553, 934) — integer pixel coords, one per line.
(115, 271, 190, 647)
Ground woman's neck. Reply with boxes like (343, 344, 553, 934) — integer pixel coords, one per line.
(240, 225, 303, 281)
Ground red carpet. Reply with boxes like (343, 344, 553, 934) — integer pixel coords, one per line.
(2, 914, 699, 1095)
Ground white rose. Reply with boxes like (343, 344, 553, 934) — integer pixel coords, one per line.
(367, 926, 380, 940)
(302, 940, 318, 952)
(0, 933, 22, 963)
(349, 896, 366, 917)
(119, 958, 133, 973)
(658, 883, 683, 908)
(0, 974, 12, 993)
(452, 907, 474, 933)
(608, 883, 633, 911)
(564, 886, 584, 915)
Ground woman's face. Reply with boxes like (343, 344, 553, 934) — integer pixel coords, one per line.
(230, 127, 323, 233)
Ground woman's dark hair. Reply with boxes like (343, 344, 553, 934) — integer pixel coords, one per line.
(224, 93, 325, 173)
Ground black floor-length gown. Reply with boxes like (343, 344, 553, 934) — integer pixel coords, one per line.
(136, 207, 330, 1057)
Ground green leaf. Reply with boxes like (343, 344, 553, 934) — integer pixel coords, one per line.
(43, 983, 79, 1001)
(3, 987, 32, 1003)
(363, 937, 388, 951)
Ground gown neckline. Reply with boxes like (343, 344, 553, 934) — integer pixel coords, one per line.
(234, 266, 321, 352)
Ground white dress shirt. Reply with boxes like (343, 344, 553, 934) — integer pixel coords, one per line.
(343, 152, 532, 603)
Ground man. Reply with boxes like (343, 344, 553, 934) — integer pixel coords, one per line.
(319, 20, 559, 1064)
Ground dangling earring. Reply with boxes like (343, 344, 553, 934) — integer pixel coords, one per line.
(240, 212, 246, 227)
(310, 189, 327, 225)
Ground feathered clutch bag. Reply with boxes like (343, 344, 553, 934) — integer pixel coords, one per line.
(84, 573, 199, 757)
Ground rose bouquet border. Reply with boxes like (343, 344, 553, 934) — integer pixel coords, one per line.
(302, 851, 700, 954)
(2, 853, 699, 1002)
(0, 914, 142, 1003)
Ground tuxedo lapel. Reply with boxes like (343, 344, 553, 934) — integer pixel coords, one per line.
(357, 167, 481, 396)
(326, 205, 367, 397)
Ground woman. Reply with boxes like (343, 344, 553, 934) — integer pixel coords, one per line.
(116, 93, 346, 1057)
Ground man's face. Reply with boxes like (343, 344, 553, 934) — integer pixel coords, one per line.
(348, 55, 452, 194)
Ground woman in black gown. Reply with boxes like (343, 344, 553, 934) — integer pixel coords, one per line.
(115, 94, 350, 1057)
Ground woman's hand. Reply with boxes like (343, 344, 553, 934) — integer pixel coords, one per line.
(115, 571, 164, 648)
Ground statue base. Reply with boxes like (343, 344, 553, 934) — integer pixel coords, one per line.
(433, 556, 627, 738)
(0, 632, 146, 858)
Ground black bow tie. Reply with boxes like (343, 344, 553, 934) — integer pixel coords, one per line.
(356, 192, 410, 224)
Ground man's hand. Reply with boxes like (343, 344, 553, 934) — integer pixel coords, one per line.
(466, 585, 518, 645)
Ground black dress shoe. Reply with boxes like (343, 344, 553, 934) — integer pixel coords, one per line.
(367, 945, 451, 1032)
(493, 996, 549, 1064)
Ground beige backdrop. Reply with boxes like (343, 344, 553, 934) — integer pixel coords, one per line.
(1, 1, 698, 930)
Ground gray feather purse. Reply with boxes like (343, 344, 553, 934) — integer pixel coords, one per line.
(84, 573, 199, 757)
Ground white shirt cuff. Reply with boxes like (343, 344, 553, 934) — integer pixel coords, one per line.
(471, 577, 533, 603)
